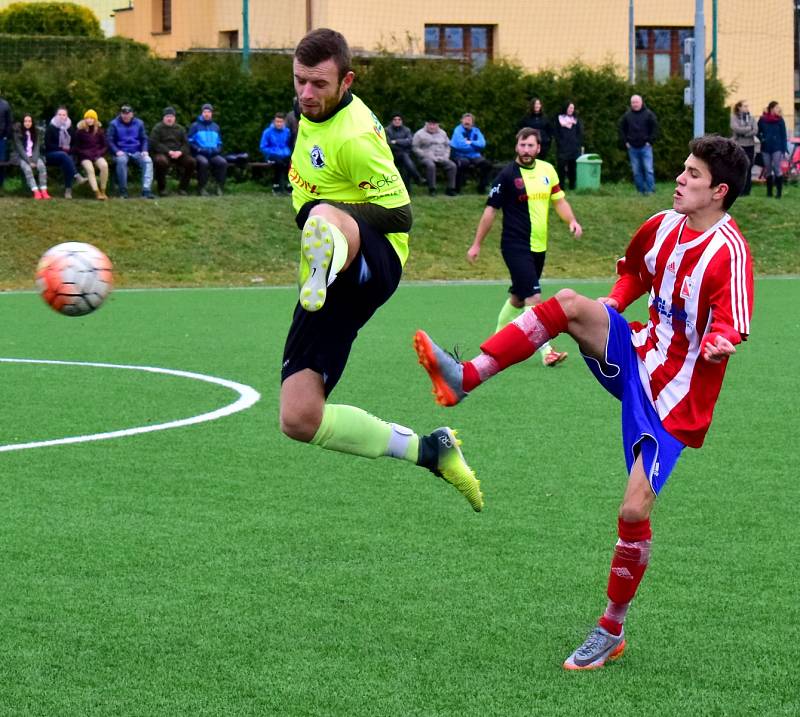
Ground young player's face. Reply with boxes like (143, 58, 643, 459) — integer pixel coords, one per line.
(673, 154, 725, 214)
(515, 135, 540, 165)
(293, 58, 354, 121)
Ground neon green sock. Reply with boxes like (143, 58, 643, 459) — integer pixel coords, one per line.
(495, 299, 525, 332)
(310, 404, 420, 463)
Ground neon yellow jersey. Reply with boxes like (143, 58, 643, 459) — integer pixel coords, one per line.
(487, 159, 565, 252)
(289, 93, 410, 265)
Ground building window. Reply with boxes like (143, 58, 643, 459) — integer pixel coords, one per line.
(424, 24, 493, 68)
(635, 27, 692, 82)
(162, 0, 171, 33)
(219, 30, 239, 49)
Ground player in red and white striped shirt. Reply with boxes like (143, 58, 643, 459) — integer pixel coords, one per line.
(413, 135, 753, 670)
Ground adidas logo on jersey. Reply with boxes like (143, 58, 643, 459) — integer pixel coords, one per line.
(666, 261, 677, 274)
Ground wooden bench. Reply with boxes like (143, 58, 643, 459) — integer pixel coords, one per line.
(247, 161, 275, 183)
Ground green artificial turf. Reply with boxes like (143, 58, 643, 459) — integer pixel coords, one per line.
(0, 280, 796, 716)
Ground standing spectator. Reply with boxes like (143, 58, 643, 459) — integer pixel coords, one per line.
(10, 114, 49, 199)
(552, 101, 583, 191)
(450, 112, 493, 194)
(107, 104, 154, 199)
(259, 112, 292, 194)
(412, 118, 457, 196)
(757, 100, 788, 199)
(518, 97, 551, 160)
(619, 94, 658, 195)
(44, 106, 87, 199)
(188, 103, 228, 196)
(465, 127, 581, 364)
(150, 106, 196, 196)
(730, 100, 758, 197)
(73, 109, 109, 200)
(384, 113, 423, 191)
(0, 92, 12, 189)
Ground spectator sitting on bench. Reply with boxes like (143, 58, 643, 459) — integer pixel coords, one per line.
(412, 118, 457, 196)
(150, 106, 196, 197)
(188, 103, 228, 197)
(74, 109, 109, 200)
(108, 104, 154, 199)
(45, 106, 88, 199)
(385, 112, 423, 192)
(259, 111, 292, 194)
(0, 91, 11, 190)
(11, 113, 50, 199)
(450, 112, 492, 194)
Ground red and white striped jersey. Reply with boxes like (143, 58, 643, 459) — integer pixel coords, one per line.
(608, 210, 754, 448)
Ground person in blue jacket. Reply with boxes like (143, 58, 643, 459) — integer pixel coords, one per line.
(259, 111, 292, 193)
(107, 104, 154, 198)
(188, 103, 228, 196)
(450, 112, 493, 194)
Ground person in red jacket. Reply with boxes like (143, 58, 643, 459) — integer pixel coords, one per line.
(413, 134, 753, 670)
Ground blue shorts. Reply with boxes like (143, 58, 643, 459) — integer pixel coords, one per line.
(582, 306, 685, 494)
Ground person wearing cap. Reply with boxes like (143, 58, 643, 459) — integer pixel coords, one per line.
(258, 111, 291, 193)
(107, 104, 154, 199)
(411, 118, 457, 196)
(384, 113, 423, 192)
(73, 109, 109, 200)
(150, 106, 196, 196)
(187, 103, 227, 196)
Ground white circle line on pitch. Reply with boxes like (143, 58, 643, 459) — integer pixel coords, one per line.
(0, 358, 261, 453)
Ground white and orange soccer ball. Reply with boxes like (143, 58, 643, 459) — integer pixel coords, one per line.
(35, 242, 113, 317)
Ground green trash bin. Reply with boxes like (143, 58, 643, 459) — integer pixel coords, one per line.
(575, 153, 602, 190)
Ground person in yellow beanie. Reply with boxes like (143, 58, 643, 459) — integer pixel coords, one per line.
(74, 109, 109, 199)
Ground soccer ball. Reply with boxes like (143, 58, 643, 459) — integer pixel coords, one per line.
(35, 242, 113, 317)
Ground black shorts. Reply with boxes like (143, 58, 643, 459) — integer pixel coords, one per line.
(501, 244, 546, 300)
(281, 217, 403, 396)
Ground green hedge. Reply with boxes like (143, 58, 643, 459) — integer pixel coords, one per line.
(1, 46, 729, 182)
(0, 2, 101, 37)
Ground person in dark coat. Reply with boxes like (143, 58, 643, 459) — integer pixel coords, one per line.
(619, 94, 659, 194)
(757, 100, 788, 199)
(150, 106, 196, 196)
(11, 113, 49, 198)
(518, 98, 551, 160)
(385, 113, 423, 191)
(552, 101, 583, 190)
(44, 106, 88, 198)
(73, 109, 109, 199)
(0, 93, 12, 189)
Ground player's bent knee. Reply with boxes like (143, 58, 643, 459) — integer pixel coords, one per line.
(619, 497, 654, 523)
(279, 405, 321, 443)
(553, 287, 579, 316)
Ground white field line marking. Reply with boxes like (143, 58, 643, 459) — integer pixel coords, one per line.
(0, 358, 261, 453)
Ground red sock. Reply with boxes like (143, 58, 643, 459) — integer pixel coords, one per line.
(478, 297, 568, 370)
(599, 517, 652, 636)
(533, 296, 570, 337)
(462, 361, 480, 392)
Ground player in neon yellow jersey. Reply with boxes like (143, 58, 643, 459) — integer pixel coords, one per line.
(279, 28, 483, 512)
(467, 128, 583, 365)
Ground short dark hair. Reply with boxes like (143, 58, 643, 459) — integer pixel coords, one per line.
(274, 111, 286, 120)
(294, 28, 352, 82)
(688, 134, 749, 210)
(516, 127, 541, 144)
